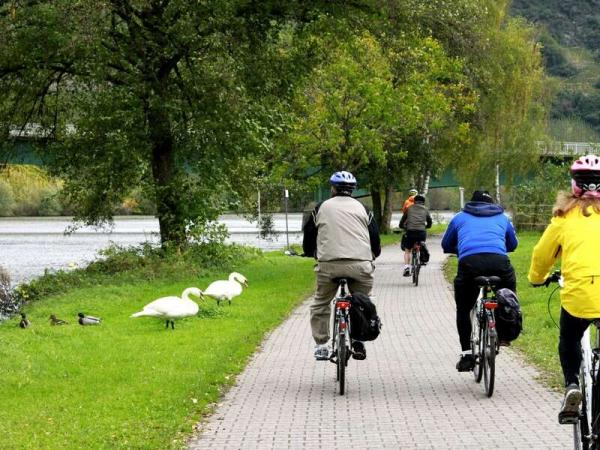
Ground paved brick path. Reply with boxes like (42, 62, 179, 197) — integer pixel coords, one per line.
(189, 238, 572, 449)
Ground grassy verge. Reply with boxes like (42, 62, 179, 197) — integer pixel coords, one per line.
(382, 223, 448, 246)
(0, 252, 315, 449)
(444, 231, 564, 388)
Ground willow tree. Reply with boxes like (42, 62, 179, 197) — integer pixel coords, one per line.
(0, 0, 366, 247)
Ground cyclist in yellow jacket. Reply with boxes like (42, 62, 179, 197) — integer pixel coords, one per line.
(529, 154, 600, 424)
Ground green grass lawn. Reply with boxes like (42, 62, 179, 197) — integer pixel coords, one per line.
(445, 231, 564, 388)
(0, 253, 316, 449)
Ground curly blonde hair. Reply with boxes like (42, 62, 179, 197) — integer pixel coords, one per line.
(553, 191, 600, 217)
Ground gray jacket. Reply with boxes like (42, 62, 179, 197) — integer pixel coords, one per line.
(399, 203, 432, 231)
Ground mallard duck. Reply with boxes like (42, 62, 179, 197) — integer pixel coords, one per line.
(203, 272, 248, 306)
(130, 287, 204, 329)
(19, 313, 30, 329)
(49, 314, 68, 325)
(78, 312, 101, 326)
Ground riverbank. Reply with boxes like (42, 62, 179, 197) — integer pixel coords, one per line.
(0, 213, 451, 284)
(0, 251, 317, 449)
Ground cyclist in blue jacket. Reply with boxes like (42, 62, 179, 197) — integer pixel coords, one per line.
(441, 190, 518, 372)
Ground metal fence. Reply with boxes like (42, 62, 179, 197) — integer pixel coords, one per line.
(512, 204, 553, 231)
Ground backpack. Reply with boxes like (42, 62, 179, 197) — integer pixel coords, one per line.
(420, 242, 430, 263)
(495, 288, 523, 342)
(349, 292, 382, 341)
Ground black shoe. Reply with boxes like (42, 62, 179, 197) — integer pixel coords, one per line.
(456, 354, 476, 372)
(403, 267, 411, 277)
(352, 341, 366, 360)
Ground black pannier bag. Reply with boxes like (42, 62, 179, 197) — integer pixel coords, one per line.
(495, 288, 523, 342)
(420, 242, 430, 263)
(349, 292, 382, 341)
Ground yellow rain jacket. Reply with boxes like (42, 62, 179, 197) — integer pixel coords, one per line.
(528, 208, 600, 319)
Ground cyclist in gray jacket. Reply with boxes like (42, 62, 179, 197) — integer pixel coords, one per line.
(399, 194, 432, 276)
(303, 171, 381, 361)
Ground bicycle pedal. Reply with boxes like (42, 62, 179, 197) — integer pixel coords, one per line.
(558, 413, 579, 425)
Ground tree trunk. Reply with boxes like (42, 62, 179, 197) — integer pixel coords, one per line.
(148, 106, 185, 248)
(370, 188, 383, 229)
(381, 184, 394, 234)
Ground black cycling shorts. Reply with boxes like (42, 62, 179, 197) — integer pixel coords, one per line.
(401, 230, 427, 250)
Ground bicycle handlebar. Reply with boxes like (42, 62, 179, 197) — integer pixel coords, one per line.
(532, 269, 561, 288)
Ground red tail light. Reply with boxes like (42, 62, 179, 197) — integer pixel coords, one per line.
(336, 301, 351, 310)
(484, 301, 498, 310)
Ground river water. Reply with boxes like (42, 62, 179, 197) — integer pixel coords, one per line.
(0, 211, 452, 285)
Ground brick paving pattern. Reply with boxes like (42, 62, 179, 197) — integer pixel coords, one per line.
(189, 238, 572, 449)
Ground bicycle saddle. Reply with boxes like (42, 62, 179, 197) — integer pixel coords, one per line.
(332, 277, 356, 285)
(474, 275, 502, 288)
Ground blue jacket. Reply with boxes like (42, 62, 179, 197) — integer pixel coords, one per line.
(441, 202, 518, 260)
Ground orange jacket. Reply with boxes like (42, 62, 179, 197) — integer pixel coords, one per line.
(402, 196, 415, 213)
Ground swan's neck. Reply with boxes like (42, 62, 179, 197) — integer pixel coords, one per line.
(182, 288, 201, 301)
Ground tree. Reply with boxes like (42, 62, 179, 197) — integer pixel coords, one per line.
(285, 32, 395, 181)
(285, 27, 475, 232)
(0, 0, 370, 247)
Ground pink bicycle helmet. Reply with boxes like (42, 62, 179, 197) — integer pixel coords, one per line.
(571, 154, 600, 198)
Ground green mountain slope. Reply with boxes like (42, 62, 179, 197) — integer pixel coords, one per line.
(511, 0, 600, 140)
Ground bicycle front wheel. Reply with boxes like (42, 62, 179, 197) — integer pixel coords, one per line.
(483, 326, 496, 397)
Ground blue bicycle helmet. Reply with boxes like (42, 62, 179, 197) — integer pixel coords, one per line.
(329, 171, 357, 192)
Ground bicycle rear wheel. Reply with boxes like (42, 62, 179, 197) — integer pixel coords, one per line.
(471, 308, 483, 383)
(483, 326, 496, 397)
(337, 332, 346, 395)
(412, 250, 420, 286)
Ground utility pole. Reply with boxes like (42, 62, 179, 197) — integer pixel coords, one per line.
(495, 161, 501, 204)
(284, 187, 290, 250)
(257, 189, 261, 243)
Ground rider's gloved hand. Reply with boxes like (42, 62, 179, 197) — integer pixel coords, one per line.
(531, 270, 561, 287)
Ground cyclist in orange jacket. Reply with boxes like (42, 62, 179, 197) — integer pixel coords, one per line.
(402, 188, 418, 213)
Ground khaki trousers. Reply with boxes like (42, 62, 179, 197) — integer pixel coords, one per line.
(310, 260, 375, 345)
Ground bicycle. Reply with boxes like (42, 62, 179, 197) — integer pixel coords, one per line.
(329, 278, 353, 395)
(470, 275, 501, 397)
(544, 270, 600, 450)
(411, 242, 422, 286)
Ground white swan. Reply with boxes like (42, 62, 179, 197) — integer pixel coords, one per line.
(131, 287, 204, 329)
(204, 272, 248, 306)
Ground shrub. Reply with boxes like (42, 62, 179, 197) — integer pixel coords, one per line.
(0, 265, 19, 319)
(13, 241, 261, 304)
(38, 186, 64, 216)
(0, 179, 15, 216)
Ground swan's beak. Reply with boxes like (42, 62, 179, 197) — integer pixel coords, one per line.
(243, 281, 248, 287)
